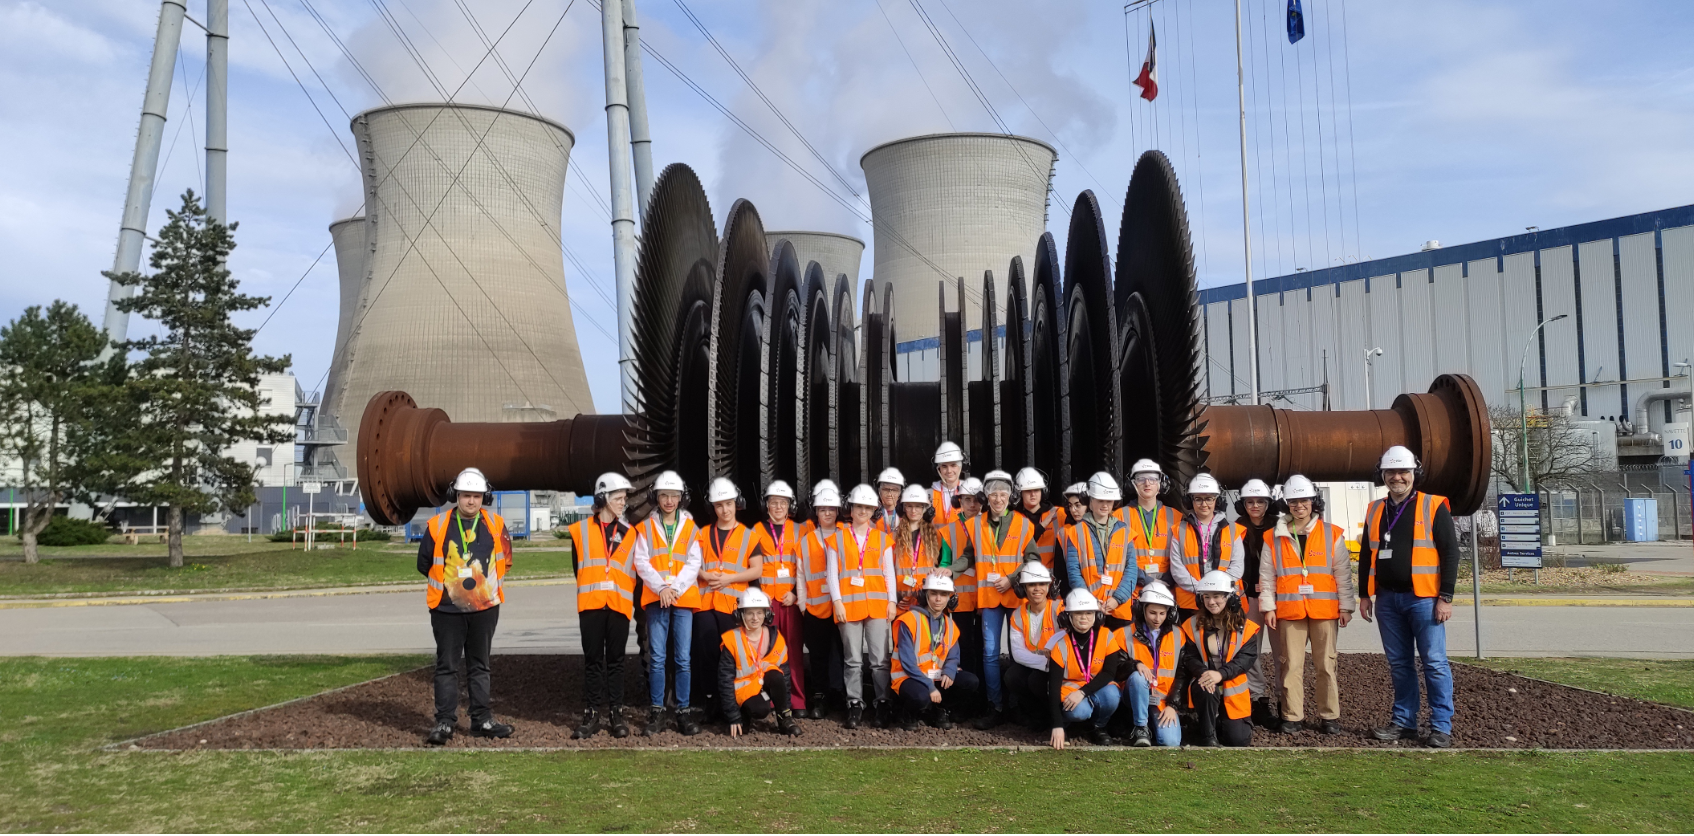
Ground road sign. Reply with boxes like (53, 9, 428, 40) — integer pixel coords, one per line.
(301, 481, 323, 495)
(1497, 493, 1541, 568)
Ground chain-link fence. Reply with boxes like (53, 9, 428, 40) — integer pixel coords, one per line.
(1542, 465, 1692, 544)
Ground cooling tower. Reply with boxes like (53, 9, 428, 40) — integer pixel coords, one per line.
(766, 231, 865, 301)
(324, 215, 369, 404)
(860, 133, 1056, 346)
(325, 103, 595, 467)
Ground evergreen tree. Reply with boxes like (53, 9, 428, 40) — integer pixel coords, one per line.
(105, 190, 293, 567)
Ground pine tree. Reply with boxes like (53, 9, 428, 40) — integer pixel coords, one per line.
(105, 190, 293, 567)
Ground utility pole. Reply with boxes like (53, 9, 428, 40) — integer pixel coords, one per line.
(1363, 346, 1382, 409)
(205, 0, 228, 225)
(1232, 0, 1260, 404)
(1518, 314, 1570, 493)
(621, 0, 655, 218)
(602, 0, 640, 409)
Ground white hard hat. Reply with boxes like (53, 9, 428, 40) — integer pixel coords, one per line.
(1380, 445, 1419, 471)
(1086, 471, 1122, 502)
(812, 479, 839, 499)
(1014, 467, 1047, 492)
(1187, 473, 1221, 496)
(706, 477, 740, 504)
(765, 480, 796, 500)
(1138, 581, 1177, 609)
(452, 468, 490, 494)
(982, 470, 1014, 494)
(1063, 482, 1088, 498)
(933, 441, 964, 465)
(960, 477, 984, 496)
(1063, 588, 1101, 614)
(876, 467, 906, 487)
(1019, 562, 1053, 585)
(900, 484, 929, 506)
(739, 587, 772, 609)
(1239, 479, 1273, 499)
(922, 573, 955, 593)
(653, 471, 686, 493)
(594, 472, 632, 496)
(1130, 458, 1163, 477)
(1196, 569, 1236, 595)
(1281, 474, 1318, 500)
(812, 483, 843, 509)
(847, 484, 880, 507)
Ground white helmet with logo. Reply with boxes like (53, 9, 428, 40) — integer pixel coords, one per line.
(960, 477, 984, 496)
(1187, 473, 1221, 496)
(1063, 481, 1088, 498)
(452, 468, 490, 494)
(922, 573, 955, 593)
(933, 441, 965, 465)
(900, 484, 929, 506)
(1196, 569, 1236, 595)
(847, 484, 881, 508)
(1129, 458, 1163, 477)
(1380, 445, 1419, 471)
(706, 477, 741, 504)
(594, 472, 632, 497)
(1239, 478, 1273, 499)
(1014, 467, 1047, 493)
(876, 467, 906, 487)
(1018, 562, 1053, 585)
(812, 481, 843, 509)
(653, 471, 687, 493)
(739, 587, 772, 610)
(1086, 471, 1122, 502)
(1064, 588, 1101, 613)
(1138, 581, 1177, 609)
(981, 469, 1015, 495)
(1281, 474, 1318, 500)
(765, 480, 796, 500)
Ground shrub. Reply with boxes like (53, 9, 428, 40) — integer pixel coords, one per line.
(355, 528, 392, 542)
(33, 516, 114, 547)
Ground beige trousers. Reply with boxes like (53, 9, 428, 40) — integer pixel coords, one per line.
(1273, 616, 1339, 722)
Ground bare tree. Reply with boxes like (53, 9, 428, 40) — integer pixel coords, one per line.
(1489, 403, 1606, 492)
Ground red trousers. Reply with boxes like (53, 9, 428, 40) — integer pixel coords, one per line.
(770, 601, 806, 710)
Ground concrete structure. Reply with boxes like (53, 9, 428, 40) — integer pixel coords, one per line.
(766, 231, 865, 299)
(325, 104, 595, 466)
(861, 133, 1056, 366)
(324, 216, 369, 405)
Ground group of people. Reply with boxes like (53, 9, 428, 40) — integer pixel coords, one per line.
(417, 442, 1460, 749)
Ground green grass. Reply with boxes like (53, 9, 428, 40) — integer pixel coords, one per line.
(3, 656, 1694, 832)
(0, 543, 573, 597)
(1461, 657, 1694, 710)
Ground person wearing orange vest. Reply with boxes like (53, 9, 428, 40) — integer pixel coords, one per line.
(417, 468, 514, 745)
(692, 477, 765, 721)
(630, 470, 705, 737)
(718, 588, 802, 737)
(893, 483, 953, 613)
(1047, 589, 1128, 749)
(957, 469, 1039, 729)
(1258, 474, 1357, 736)
(828, 483, 898, 729)
(892, 574, 980, 730)
(1167, 473, 1245, 622)
(1013, 467, 1066, 575)
(565, 472, 639, 740)
(1058, 481, 1088, 598)
(1233, 478, 1280, 728)
(874, 467, 906, 533)
(1358, 445, 1459, 748)
(1122, 581, 1185, 748)
(1178, 570, 1263, 747)
(1116, 458, 1181, 600)
(797, 480, 846, 719)
(940, 476, 985, 690)
(1062, 482, 1088, 529)
(752, 480, 807, 715)
(1004, 562, 1063, 729)
(1064, 472, 1151, 631)
(929, 441, 966, 525)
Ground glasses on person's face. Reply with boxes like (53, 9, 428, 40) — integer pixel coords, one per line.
(1132, 475, 1160, 486)
(1191, 495, 1216, 504)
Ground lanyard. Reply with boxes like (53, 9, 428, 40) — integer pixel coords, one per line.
(908, 535, 924, 569)
(1384, 496, 1414, 538)
(455, 512, 480, 556)
(1068, 628, 1097, 678)
(924, 615, 945, 653)
(1138, 506, 1159, 542)
(1292, 521, 1321, 579)
(851, 525, 870, 573)
(1193, 518, 1212, 569)
(711, 525, 734, 564)
(769, 521, 787, 556)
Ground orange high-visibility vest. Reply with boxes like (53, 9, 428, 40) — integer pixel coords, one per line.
(1266, 520, 1344, 621)
(425, 510, 510, 611)
(1173, 517, 1243, 611)
(696, 522, 758, 614)
(835, 525, 892, 623)
(637, 514, 703, 610)
(891, 609, 959, 690)
(1119, 503, 1181, 589)
(930, 486, 962, 525)
(1068, 518, 1136, 621)
(1124, 623, 1186, 712)
(1365, 491, 1449, 599)
(1012, 599, 1065, 661)
(892, 526, 942, 599)
(721, 625, 787, 706)
(939, 519, 977, 613)
(1020, 505, 1064, 570)
(1048, 626, 1125, 700)
(798, 521, 839, 619)
(754, 519, 801, 602)
(968, 512, 1034, 610)
(1180, 615, 1260, 720)
(566, 516, 636, 618)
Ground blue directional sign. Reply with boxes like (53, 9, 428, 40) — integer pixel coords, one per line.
(1497, 493, 1542, 568)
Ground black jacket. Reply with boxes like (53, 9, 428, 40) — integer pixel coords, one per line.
(1048, 624, 1128, 729)
(1174, 617, 1259, 701)
(1232, 505, 1273, 597)
(1356, 492, 1460, 600)
(717, 624, 793, 723)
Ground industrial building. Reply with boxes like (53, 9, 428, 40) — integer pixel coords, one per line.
(765, 230, 864, 301)
(324, 215, 368, 417)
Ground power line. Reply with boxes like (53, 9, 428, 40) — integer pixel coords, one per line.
(1338, 0, 1363, 259)
(873, 0, 956, 129)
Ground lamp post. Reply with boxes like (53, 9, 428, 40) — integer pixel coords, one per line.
(1517, 314, 1570, 493)
(1362, 347, 1383, 409)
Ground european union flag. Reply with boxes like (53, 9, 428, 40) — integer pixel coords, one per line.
(1287, 0, 1306, 43)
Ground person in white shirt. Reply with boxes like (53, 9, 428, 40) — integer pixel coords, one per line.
(629, 471, 705, 736)
(827, 483, 899, 729)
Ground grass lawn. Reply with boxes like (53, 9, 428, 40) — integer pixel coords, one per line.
(0, 542, 573, 597)
(1461, 657, 1694, 709)
(3, 656, 1694, 832)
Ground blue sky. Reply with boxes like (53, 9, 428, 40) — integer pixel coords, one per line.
(2, 0, 1691, 415)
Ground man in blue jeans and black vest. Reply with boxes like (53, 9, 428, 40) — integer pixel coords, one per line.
(1357, 445, 1458, 748)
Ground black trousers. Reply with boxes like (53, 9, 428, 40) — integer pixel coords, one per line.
(895, 669, 982, 713)
(738, 669, 791, 720)
(632, 580, 653, 699)
(430, 605, 499, 725)
(802, 611, 845, 697)
(1003, 662, 1049, 726)
(691, 609, 738, 713)
(1187, 681, 1254, 747)
(579, 607, 630, 710)
(953, 611, 984, 683)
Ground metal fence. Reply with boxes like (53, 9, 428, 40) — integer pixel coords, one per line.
(1541, 465, 1692, 544)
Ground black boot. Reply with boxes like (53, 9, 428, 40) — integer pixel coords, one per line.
(425, 721, 454, 746)
(972, 707, 1003, 730)
(898, 703, 920, 732)
(931, 706, 954, 730)
(1252, 698, 1279, 728)
(642, 705, 665, 737)
(844, 700, 864, 730)
(469, 719, 513, 739)
(676, 707, 703, 736)
(808, 694, 830, 720)
(776, 708, 803, 737)
(608, 706, 630, 739)
(571, 709, 602, 740)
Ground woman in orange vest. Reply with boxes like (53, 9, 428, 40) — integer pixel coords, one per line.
(418, 468, 514, 745)
(1167, 473, 1245, 623)
(753, 480, 806, 715)
(892, 574, 980, 730)
(1047, 589, 1128, 749)
(1013, 467, 1064, 572)
(1117, 459, 1180, 600)
(630, 470, 705, 736)
(1258, 474, 1357, 736)
(893, 483, 951, 612)
(958, 469, 1038, 729)
(797, 480, 846, 719)
(1004, 562, 1062, 728)
(1064, 472, 1149, 631)
(692, 477, 765, 722)
(941, 477, 985, 690)
(718, 588, 802, 737)
(928, 442, 966, 525)
(1178, 570, 1262, 747)
(828, 484, 898, 729)
(1122, 581, 1184, 747)
(565, 472, 639, 739)
(1233, 478, 1279, 727)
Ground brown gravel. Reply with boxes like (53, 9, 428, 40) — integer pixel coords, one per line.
(135, 654, 1694, 751)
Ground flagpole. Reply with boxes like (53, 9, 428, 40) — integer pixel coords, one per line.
(1233, 0, 1260, 404)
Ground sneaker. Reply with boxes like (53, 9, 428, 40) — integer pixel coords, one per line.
(1319, 719, 1343, 735)
(571, 709, 602, 740)
(972, 708, 1004, 730)
(608, 707, 630, 739)
(425, 721, 454, 746)
(1089, 728, 1113, 746)
(642, 705, 665, 737)
(844, 701, 864, 730)
(1129, 725, 1152, 748)
(469, 720, 513, 739)
(676, 707, 702, 736)
(1278, 719, 1305, 735)
(1425, 730, 1453, 749)
(1371, 723, 1418, 742)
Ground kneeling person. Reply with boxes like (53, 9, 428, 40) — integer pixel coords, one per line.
(1048, 589, 1128, 749)
(720, 588, 802, 738)
(892, 574, 981, 730)
(1178, 570, 1261, 747)
(1123, 581, 1184, 748)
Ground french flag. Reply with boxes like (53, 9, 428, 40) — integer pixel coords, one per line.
(1134, 22, 1158, 101)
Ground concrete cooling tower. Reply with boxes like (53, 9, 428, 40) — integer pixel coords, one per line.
(323, 215, 369, 407)
(325, 103, 595, 467)
(860, 133, 1056, 346)
(766, 230, 865, 300)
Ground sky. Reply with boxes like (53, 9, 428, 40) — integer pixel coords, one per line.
(2, 0, 1692, 416)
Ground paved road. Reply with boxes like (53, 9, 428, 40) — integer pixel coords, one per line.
(5, 584, 1693, 658)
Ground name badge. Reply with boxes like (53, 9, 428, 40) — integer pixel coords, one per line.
(926, 667, 942, 678)
(903, 576, 917, 586)
(776, 567, 791, 578)
(662, 573, 675, 585)
(1298, 583, 1316, 595)
(1144, 563, 1159, 574)
(1100, 574, 1114, 587)
(458, 566, 473, 579)
(986, 572, 1002, 582)
(850, 576, 866, 587)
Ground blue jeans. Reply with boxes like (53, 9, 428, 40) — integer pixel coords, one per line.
(1127, 671, 1184, 747)
(1374, 589, 1454, 734)
(981, 606, 1009, 709)
(645, 602, 693, 708)
(1062, 682, 1121, 728)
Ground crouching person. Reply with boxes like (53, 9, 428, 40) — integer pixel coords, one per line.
(1005, 562, 1062, 728)
(1123, 581, 1184, 748)
(1178, 570, 1261, 747)
(1048, 590, 1128, 749)
(720, 588, 802, 738)
(892, 574, 981, 730)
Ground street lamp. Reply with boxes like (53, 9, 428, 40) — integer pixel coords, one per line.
(1362, 347, 1383, 408)
(1518, 314, 1571, 493)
